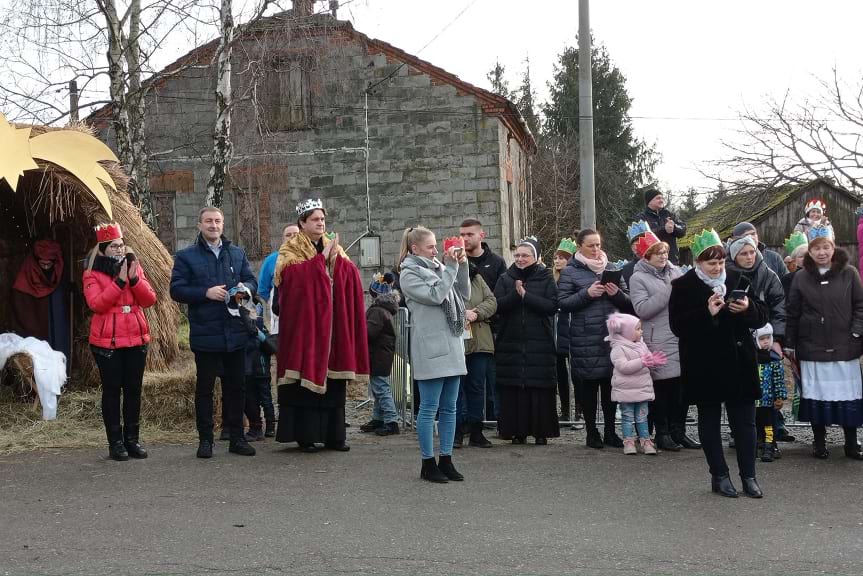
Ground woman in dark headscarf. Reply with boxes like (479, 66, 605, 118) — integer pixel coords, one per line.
(12, 239, 69, 359)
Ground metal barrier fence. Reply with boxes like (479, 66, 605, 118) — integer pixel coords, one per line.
(390, 307, 414, 429)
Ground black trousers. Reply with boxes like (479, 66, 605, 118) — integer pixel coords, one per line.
(556, 354, 571, 416)
(755, 406, 776, 441)
(92, 346, 147, 430)
(579, 378, 616, 431)
(649, 377, 685, 433)
(697, 400, 756, 479)
(194, 350, 245, 440)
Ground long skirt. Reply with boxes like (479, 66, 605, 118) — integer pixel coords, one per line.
(798, 360, 863, 427)
(276, 379, 347, 446)
(498, 386, 560, 440)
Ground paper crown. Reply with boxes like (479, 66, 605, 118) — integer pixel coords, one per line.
(611, 259, 629, 270)
(443, 236, 465, 252)
(691, 229, 722, 258)
(808, 226, 834, 241)
(635, 231, 661, 258)
(627, 220, 651, 242)
(94, 223, 122, 243)
(556, 238, 577, 255)
(804, 198, 826, 215)
(296, 198, 324, 217)
(784, 231, 808, 254)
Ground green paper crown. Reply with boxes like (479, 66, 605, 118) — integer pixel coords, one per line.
(556, 237, 577, 255)
(691, 229, 722, 258)
(784, 231, 808, 255)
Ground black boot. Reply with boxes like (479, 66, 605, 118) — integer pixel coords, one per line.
(420, 457, 448, 483)
(468, 422, 493, 448)
(711, 475, 738, 498)
(106, 426, 129, 461)
(812, 424, 829, 459)
(586, 427, 604, 449)
(123, 424, 148, 459)
(604, 426, 624, 448)
(229, 433, 256, 456)
(740, 477, 763, 498)
(264, 420, 276, 438)
(360, 419, 384, 433)
(453, 423, 465, 448)
(438, 455, 464, 481)
(671, 423, 701, 449)
(655, 424, 682, 452)
(843, 426, 863, 460)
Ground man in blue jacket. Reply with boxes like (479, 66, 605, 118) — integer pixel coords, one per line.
(170, 207, 258, 459)
(258, 224, 299, 334)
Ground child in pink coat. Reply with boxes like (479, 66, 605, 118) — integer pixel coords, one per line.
(606, 313, 666, 455)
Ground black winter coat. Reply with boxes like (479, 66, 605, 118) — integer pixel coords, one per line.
(726, 251, 786, 341)
(366, 293, 399, 377)
(494, 264, 558, 389)
(669, 269, 767, 404)
(558, 258, 632, 381)
(786, 249, 863, 362)
(468, 242, 507, 293)
(635, 207, 687, 264)
(170, 234, 258, 352)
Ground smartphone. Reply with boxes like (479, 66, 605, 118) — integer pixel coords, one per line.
(727, 289, 747, 302)
(125, 253, 136, 264)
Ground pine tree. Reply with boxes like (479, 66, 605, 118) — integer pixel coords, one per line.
(515, 56, 540, 137)
(486, 60, 513, 100)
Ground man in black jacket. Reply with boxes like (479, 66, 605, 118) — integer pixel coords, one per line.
(636, 189, 687, 264)
(460, 218, 507, 423)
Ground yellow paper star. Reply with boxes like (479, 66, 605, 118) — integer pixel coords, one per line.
(0, 113, 39, 191)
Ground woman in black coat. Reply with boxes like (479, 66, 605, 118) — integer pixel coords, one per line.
(669, 234, 767, 499)
(494, 237, 560, 445)
(557, 229, 631, 449)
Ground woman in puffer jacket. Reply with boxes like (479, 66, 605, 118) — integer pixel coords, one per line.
(83, 223, 157, 461)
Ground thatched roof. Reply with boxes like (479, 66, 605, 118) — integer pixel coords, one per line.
(0, 123, 180, 388)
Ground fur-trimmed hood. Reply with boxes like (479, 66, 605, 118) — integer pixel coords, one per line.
(802, 246, 849, 279)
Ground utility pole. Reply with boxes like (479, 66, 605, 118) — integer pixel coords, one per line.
(578, 0, 595, 229)
(69, 79, 79, 123)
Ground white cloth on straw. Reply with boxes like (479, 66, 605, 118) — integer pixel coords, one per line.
(0, 332, 66, 420)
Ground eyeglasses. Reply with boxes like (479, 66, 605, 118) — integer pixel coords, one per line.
(108, 242, 125, 250)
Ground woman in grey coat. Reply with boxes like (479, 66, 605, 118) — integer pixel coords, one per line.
(629, 235, 700, 451)
(399, 226, 470, 483)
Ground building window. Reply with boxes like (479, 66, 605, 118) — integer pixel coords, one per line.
(267, 57, 313, 130)
(153, 192, 177, 254)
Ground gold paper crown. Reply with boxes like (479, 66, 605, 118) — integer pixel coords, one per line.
(784, 231, 808, 255)
(691, 229, 722, 258)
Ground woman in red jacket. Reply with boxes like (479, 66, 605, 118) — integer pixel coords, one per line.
(83, 223, 157, 461)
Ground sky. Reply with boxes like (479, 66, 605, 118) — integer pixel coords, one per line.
(340, 0, 863, 196)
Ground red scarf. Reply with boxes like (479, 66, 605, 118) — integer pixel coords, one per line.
(12, 239, 64, 298)
(276, 253, 369, 394)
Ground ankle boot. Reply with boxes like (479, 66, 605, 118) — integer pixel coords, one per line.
(711, 475, 738, 498)
(123, 424, 148, 459)
(655, 424, 682, 451)
(106, 426, 129, 461)
(586, 427, 604, 449)
(812, 424, 829, 459)
(420, 457, 448, 483)
(264, 420, 276, 438)
(740, 477, 763, 498)
(468, 422, 493, 448)
(229, 433, 256, 456)
(437, 455, 464, 481)
(843, 426, 863, 459)
(453, 423, 465, 448)
(604, 426, 624, 448)
(671, 423, 701, 449)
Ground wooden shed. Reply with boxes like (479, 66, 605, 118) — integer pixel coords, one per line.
(680, 178, 861, 264)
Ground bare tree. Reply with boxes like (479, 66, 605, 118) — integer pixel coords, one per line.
(709, 70, 863, 192)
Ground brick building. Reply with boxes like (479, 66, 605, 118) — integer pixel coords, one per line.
(89, 7, 535, 278)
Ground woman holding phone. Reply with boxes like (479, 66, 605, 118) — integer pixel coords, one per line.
(669, 230, 767, 498)
(399, 226, 470, 483)
(558, 229, 631, 449)
(83, 223, 158, 461)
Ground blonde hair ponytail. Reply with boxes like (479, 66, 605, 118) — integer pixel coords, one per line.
(398, 226, 433, 271)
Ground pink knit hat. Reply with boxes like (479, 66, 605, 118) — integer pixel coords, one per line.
(606, 313, 641, 342)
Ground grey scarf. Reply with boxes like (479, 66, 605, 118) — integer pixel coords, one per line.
(412, 255, 466, 336)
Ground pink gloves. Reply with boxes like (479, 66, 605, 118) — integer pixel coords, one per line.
(641, 351, 668, 368)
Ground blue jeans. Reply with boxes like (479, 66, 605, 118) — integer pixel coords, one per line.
(459, 353, 491, 426)
(417, 376, 460, 459)
(370, 375, 398, 424)
(620, 401, 650, 439)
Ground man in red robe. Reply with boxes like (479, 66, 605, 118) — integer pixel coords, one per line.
(273, 199, 369, 452)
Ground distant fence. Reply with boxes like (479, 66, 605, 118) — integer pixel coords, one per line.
(390, 307, 414, 429)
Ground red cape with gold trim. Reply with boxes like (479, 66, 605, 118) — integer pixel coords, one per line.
(275, 233, 369, 394)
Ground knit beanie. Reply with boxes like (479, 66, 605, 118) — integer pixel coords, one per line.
(644, 188, 662, 206)
(728, 235, 757, 261)
(754, 323, 774, 349)
(606, 312, 641, 342)
(518, 236, 541, 261)
(731, 221, 757, 239)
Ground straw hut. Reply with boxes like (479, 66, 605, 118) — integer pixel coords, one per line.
(0, 116, 179, 390)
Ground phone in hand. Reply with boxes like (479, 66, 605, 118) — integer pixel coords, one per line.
(125, 252, 136, 264)
(727, 289, 747, 302)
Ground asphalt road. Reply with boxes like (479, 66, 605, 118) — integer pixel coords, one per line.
(2, 429, 862, 576)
